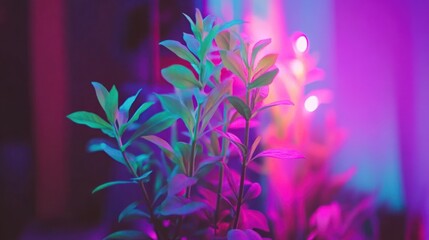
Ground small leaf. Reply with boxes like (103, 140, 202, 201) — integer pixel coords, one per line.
(248, 68, 279, 89)
(160, 40, 199, 66)
(131, 170, 152, 182)
(105, 85, 119, 124)
(218, 19, 245, 33)
(195, 156, 221, 178)
(215, 130, 246, 158)
(161, 64, 201, 89)
(119, 101, 154, 135)
(249, 136, 262, 160)
(168, 173, 197, 196)
(215, 31, 232, 50)
(243, 182, 262, 202)
(253, 53, 278, 79)
(91, 82, 109, 112)
(240, 209, 269, 232)
(158, 196, 205, 216)
(126, 112, 178, 147)
(203, 15, 216, 32)
(156, 94, 195, 134)
(251, 38, 271, 68)
(252, 99, 293, 117)
(92, 180, 135, 194)
(87, 141, 127, 165)
(228, 96, 251, 120)
(183, 33, 199, 56)
(183, 13, 201, 41)
(220, 50, 247, 82)
(118, 201, 150, 222)
(104, 230, 149, 240)
(119, 89, 141, 123)
(201, 79, 232, 131)
(142, 135, 174, 155)
(195, 8, 204, 33)
(251, 149, 304, 162)
(67, 111, 114, 135)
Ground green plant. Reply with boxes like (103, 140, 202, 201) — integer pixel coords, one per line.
(68, 9, 298, 240)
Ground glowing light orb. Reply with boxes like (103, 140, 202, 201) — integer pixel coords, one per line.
(305, 95, 319, 112)
(295, 35, 308, 53)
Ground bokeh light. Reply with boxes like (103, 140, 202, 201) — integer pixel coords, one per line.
(305, 95, 319, 112)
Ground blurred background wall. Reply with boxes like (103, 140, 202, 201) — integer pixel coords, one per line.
(0, 0, 428, 239)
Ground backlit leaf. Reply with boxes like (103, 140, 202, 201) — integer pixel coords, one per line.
(220, 50, 247, 82)
(183, 33, 199, 56)
(251, 38, 271, 68)
(92, 180, 135, 194)
(118, 201, 150, 223)
(203, 15, 216, 32)
(253, 54, 278, 79)
(251, 149, 304, 162)
(156, 94, 195, 134)
(249, 136, 262, 160)
(160, 40, 198, 66)
(87, 142, 127, 165)
(142, 135, 174, 155)
(240, 209, 269, 232)
(119, 101, 154, 135)
(227, 96, 251, 120)
(158, 196, 205, 216)
(248, 68, 278, 89)
(126, 112, 178, 147)
(91, 82, 109, 112)
(131, 170, 152, 182)
(168, 173, 197, 196)
(161, 64, 201, 89)
(243, 182, 262, 202)
(67, 111, 113, 135)
(119, 89, 141, 123)
(201, 79, 232, 131)
(183, 13, 201, 41)
(104, 85, 119, 124)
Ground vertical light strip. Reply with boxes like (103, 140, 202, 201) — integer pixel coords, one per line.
(31, 0, 69, 220)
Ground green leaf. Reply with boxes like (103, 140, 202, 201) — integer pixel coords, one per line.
(220, 50, 247, 82)
(156, 94, 195, 134)
(248, 68, 278, 89)
(160, 40, 199, 66)
(168, 174, 197, 196)
(87, 142, 127, 165)
(218, 19, 245, 33)
(119, 89, 141, 122)
(157, 196, 205, 216)
(201, 79, 232, 131)
(183, 33, 199, 56)
(131, 170, 152, 182)
(92, 180, 135, 194)
(91, 82, 109, 112)
(183, 13, 201, 42)
(195, 8, 204, 34)
(126, 112, 178, 147)
(253, 53, 278, 79)
(67, 111, 114, 135)
(203, 15, 216, 32)
(161, 64, 201, 89)
(227, 96, 251, 120)
(201, 59, 214, 85)
(118, 201, 150, 223)
(105, 85, 119, 124)
(251, 38, 271, 68)
(119, 101, 154, 135)
(104, 230, 149, 240)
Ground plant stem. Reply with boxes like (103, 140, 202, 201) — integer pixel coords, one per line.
(116, 136, 167, 240)
(214, 107, 229, 235)
(233, 86, 251, 229)
(186, 104, 202, 197)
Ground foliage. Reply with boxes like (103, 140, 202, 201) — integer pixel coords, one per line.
(68, 9, 296, 240)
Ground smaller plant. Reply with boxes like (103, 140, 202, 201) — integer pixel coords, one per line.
(68, 9, 299, 240)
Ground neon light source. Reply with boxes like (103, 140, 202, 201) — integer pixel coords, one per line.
(295, 34, 308, 53)
(305, 95, 319, 112)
